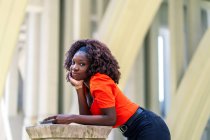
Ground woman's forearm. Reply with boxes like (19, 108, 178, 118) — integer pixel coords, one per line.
(76, 88, 91, 115)
(71, 114, 115, 126)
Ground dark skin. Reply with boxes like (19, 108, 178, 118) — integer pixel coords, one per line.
(43, 51, 116, 126)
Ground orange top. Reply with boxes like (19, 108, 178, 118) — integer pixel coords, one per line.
(89, 73, 139, 128)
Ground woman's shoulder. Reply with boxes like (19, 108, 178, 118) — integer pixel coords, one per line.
(90, 73, 115, 85)
(89, 73, 117, 94)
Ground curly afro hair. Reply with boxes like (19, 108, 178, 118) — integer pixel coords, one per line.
(64, 39, 121, 84)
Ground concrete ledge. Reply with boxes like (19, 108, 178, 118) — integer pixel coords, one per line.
(26, 124, 112, 140)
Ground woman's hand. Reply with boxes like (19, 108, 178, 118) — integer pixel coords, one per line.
(67, 72, 84, 89)
(42, 114, 75, 124)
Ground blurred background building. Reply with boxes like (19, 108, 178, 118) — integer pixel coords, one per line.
(0, 0, 210, 139)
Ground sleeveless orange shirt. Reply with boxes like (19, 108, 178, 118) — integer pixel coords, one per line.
(89, 73, 139, 128)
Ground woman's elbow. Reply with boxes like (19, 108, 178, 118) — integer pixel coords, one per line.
(111, 119, 116, 126)
(107, 116, 116, 126)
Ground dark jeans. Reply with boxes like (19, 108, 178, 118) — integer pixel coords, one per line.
(122, 107, 171, 140)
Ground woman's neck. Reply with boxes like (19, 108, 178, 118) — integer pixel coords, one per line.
(84, 81, 90, 89)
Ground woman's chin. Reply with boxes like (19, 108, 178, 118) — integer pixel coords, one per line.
(72, 76, 82, 81)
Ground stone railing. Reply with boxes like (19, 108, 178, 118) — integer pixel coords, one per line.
(26, 124, 112, 140)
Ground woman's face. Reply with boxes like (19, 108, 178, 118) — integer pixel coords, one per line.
(70, 51, 90, 80)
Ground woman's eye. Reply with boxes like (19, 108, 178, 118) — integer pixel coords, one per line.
(71, 60, 75, 65)
(80, 63, 85, 66)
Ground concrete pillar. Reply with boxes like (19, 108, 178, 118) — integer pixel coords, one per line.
(96, 1, 105, 24)
(95, 0, 110, 26)
(0, 0, 28, 98)
(0, 100, 12, 140)
(168, 0, 186, 97)
(92, 0, 110, 37)
(5, 47, 19, 117)
(22, 11, 41, 140)
(146, 13, 160, 114)
(73, 0, 91, 40)
(187, 0, 202, 62)
(134, 49, 146, 107)
(124, 48, 145, 107)
(38, 0, 59, 119)
(4, 47, 19, 140)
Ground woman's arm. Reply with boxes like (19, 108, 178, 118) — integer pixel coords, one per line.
(68, 75, 91, 115)
(76, 88, 91, 115)
(73, 107, 116, 126)
(43, 107, 116, 126)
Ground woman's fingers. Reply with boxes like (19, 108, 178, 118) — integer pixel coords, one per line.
(40, 116, 57, 124)
(69, 77, 78, 84)
(43, 116, 56, 121)
(55, 115, 72, 124)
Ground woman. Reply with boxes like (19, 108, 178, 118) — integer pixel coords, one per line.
(43, 39, 171, 140)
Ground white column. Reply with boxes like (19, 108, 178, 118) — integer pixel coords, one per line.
(134, 48, 146, 107)
(168, 0, 186, 98)
(3, 47, 19, 140)
(1, 49, 18, 140)
(124, 48, 145, 106)
(147, 14, 160, 114)
(187, 0, 202, 61)
(5, 47, 19, 117)
(96, 1, 104, 24)
(62, 0, 74, 114)
(73, 0, 91, 40)
(0, 0, 27, 99)
(0, 103, 7, 139)
(22, 11, 40, 140)
(38, 0, 59, 119)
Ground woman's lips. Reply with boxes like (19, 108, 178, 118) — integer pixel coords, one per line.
(72, 72, 79, 76)
(72, 73, 80, 79)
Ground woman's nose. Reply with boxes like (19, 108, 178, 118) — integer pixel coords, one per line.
(72, 64, 79, 71)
